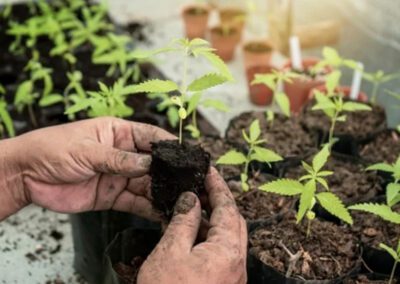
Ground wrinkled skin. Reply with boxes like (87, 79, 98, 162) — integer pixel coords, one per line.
(138, 168, 247, 284)
(0, 117, 247, 283)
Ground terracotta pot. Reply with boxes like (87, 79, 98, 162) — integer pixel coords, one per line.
(182, 4, 210, 39)
(218, 7, 246, 42)
(246, 65, 275, 106)
(283, 57, 330, 113)
(210, 26, 240, 61)
(243, 40, 273, 69)
(308, 85, 369, 102)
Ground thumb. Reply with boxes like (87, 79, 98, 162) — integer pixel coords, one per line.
(157, 192, 201, 255)
(86, 143, 151, 177)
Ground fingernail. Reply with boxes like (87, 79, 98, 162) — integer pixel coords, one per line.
(174, 192, 197, 216)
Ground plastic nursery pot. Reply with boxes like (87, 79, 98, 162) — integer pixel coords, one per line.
(181, 4, 210, 39)
(246, 65, 275, 106)
(242, 40, 274, 69)
(103, 228, 162, 284)
(308, 85, 369, 103)
(218, 7, 246, 41)
(343, 273, 397, 283)
(283, 57, 330, 114)
(210, 26, 240, 62)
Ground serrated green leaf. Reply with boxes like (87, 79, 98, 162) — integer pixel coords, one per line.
(186, 92, 202, 115)
(323, 47, 341, 64)
(252, 74, 276, 90)
(349, 203, 400, 224)
(65, 99, 92, 115)
(316, 177, 329, 191)
(259, 179, 303, 196)
(201, 99, 229, 112)
(39, 94, 64, 107)
(313, 91, 336, 110)
(253, 147, 283, 163)
(166, 107, 179, 128)
(275, 92, 290, 117)
(325, 71, 341, 95)
(188, 73, 227, 92)
(312, 145, 330, 172)
(297, 180, 316, 223)
(302, 161, 313, 174)
(366, 163, 394, 173)
(216, 150, 247, 165)
(185, 124, 200, 138)
(316, 192, 353, 224)
(387, 183, 400, 207)
(124, 80, 179, 94)
(249, 119, 261, 142)
(379, 243, 399, 261)
(200, 51, 233, 81)
(242, 129, 251, 144)
(342, 102, 372, 112)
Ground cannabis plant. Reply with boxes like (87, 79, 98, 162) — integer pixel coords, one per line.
(349, 157, 400, 284)
(147, 93, 180, 128)
(0, 85, 15, 138)
(313, 47, 357, 72)
(217, 119, 283, 191)
(260, 145, 353, 236)
(312, 70, 372, 147)
(126, 38, 233, 143)
(363, 70, 400, 104)
(251, 70, 299, 121)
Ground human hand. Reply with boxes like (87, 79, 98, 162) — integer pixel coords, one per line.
(137, 168, 247, 284)
(0, 117, 174, 220)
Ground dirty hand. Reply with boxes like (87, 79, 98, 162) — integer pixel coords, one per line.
(138, 168, 247, 284)
(0, 117, 174, 221)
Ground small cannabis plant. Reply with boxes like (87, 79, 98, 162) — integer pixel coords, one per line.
(311, 70, 372, 147)
(251, 70, 299, 121)
(0, 85, 15, 138)
(260, 145, 353, 236)
(216, 119, 283, 191)
(363, 70, 400, 104)
(349, 157, 400, 284)
(126, 38, 233, 143)
(312, 47, 357, 72)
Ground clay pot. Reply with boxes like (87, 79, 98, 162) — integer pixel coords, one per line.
(218, 7, 246, 41)
(182, 4, 210, 39)
(283, 57, 330, 113)
(210, 26, 240, 61)
(243, 40, 273, 69)
(309, 85, 369, 102)
(246, 65, 275, 106)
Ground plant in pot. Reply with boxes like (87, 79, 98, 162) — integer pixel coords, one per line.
(218, 5, 246, 40)
(0, 84, 15, 139)
(210, 23, 240, 62)
(181, 1, 210, 39)
(362, 70, 400, 104)
(242, 40, 273, 70)
(248, 146, 360, 282)
(123, 38, 233, 218)
(349, 159, 400, 283)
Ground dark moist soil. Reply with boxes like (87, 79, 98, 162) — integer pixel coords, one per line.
(285, 154, 383, 204)
(113, 257, 144, 284)
(244, 42, 272, 53)
(229, 173, 294, 221)
(351, 204, 400, 249)
(249, 211, 360, 280)
(226, 111, 317, 159)
(359, 129, 400, 164)
(150, 140, 210, 218)
(343, 274, 395, 284)
(301, 99, 387, 142)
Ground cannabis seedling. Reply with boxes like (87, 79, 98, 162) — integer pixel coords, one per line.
(126, 38, 233, 143)
(216, 119, 283, 191)
(312, 70, 372, 147)
(0, 85, 15, 138)
(251, 70, 299, 121)
(363, 70, 400, 104)
(349, 156, 400, 284)
(260, 145, 353, 236)
(312, 47, 357, 73)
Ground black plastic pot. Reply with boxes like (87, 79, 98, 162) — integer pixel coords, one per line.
(361, 245, 400, 277)
(103, 228, 161, 284)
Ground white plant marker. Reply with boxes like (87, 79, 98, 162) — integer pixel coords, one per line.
(289, 36, 303, 70)
(350, 62, 364, 100)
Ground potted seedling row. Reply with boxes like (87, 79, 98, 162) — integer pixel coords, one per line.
(181, 2, 210, 40)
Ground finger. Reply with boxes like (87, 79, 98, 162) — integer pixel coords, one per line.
(87, 143, 151, 177)
(92, 175, 128, 211)
(157, 192, 201, 255)
(112, 191, 163, 222)
(126, 175, 152, 199)
(131, 122, 176, 152)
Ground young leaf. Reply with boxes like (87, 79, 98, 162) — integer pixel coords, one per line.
(312, 145, 330, 172)
(342, 102, 372, 112)
(216, 150, 247, 165)
(0, 101, 15, 137)
(201, 99, 229, 112)
(200, 51, 233, 81)
(275, 92, 291, 117)
(39, 94, 64, 107)
(297, 180, 316, 223)
(124, 79, 179, 94)
(186, 92, 202, 115)
(379, 243, 399, 261)
(387, 183, 400, 207)
(259, 179, 303, 196)
(366, 163, 394, 173)
(187, 73, 227, 92)
(316, 192, 353, 224)
(185, 124, 201, 138)
(252, 147, 283, 163)
(166, 107, 179, 128)
(249, 119, 261, 142)
(349, 203, 400, 224)
(65, 99, 93, 115)
(312, 92, 336, 110)
(325, 71, 341, 95)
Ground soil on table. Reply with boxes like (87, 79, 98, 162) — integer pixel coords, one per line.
(285, 154, 383, 204)
(351, 204, 400, 249)
(249, 211, 360, 280)
(301, 99, 387, 142)
(150, 140, 210, 218)
(226, 111, 317, 159)
(229, 173, 294, 221)
(359, 129, 400, 164)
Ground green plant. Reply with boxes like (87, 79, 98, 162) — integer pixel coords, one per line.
(311, 70, 372, 147)
(251, 70, 299, 121)
(349, 157, 400, 284)
(260, 145, 353, 236)
(363, 70, 400, 104)
(125, 38, 234, 144)
(147, 93, 180, 128)
(15, 52, 60, 127)
(0, 85, 15, 138)
(216, 119, 282, 191)
(385, 90, 400, 132)
(312, 47, 357, 73)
